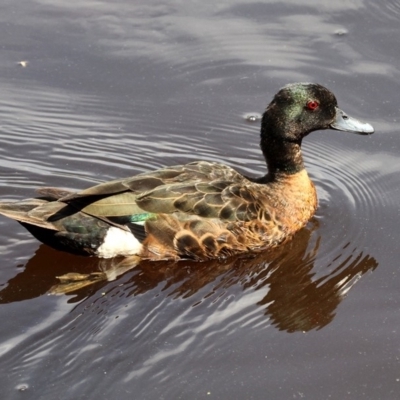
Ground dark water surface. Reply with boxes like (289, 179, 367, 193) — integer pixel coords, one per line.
(0, 0, 399, 399)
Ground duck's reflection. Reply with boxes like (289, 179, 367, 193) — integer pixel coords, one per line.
(0, 219, 377, 332)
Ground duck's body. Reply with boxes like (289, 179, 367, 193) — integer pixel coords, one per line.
(0, 83, 374, 260)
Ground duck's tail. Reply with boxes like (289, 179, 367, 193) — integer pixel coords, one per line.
(0, 187, 76, 229)
(0, 193, 141, 257)
(0, 195, 109, 255)
(0, 198, 61, 230)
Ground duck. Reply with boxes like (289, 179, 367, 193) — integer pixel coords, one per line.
(0, 83, 374, 260)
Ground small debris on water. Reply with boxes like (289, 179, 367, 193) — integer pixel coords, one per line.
(17, 61, 29, 67)
(244, 113, 261, 123)
(334, 29, 348, 36)
(16, 384, 29, 392)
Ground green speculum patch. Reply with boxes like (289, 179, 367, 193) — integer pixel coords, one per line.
(129, 213, 156, 223)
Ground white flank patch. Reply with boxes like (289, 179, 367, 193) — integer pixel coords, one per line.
(96, 227, 142, 258)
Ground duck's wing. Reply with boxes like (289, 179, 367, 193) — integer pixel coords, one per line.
(57, 162, 261, 223)
(70, 180, 261, 223)
(135, 181, 261, 221)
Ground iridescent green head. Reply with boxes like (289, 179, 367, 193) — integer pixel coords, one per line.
(260, 83, 374, 175)
(261, 82, 373, 143)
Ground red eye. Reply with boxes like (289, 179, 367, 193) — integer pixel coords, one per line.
(306, 100, 319, 110)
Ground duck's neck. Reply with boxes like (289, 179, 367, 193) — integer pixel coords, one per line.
(260, 114, 305, 180)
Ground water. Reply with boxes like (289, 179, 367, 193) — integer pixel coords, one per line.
(0, 0, 399, 399)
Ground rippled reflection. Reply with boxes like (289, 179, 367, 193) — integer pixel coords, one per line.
(0, 219, 377, 333)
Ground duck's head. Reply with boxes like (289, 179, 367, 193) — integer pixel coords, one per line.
(262, 82, 374, 143)
(260, 83, 374, 176)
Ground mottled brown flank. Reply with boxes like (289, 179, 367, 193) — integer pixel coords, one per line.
(138, 165, 317, 260)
